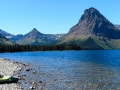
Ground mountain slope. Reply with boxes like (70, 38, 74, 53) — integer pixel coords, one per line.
(0, 34, 14, 45)
(57, 7, 120, 49)
(16, 28, 64, 45)
(0, 29, 14, 38)
(10, 34, 24, 42)
(114, 24, 120, 30)
(16, 28, 46, 45)
(0, 29, 24, 43)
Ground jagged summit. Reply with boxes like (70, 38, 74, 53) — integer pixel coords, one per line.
(24, 28, 43, 39)
(32, 28, 38, 31)
(30, 28, 41, 34)
(84, 7, 100, 14)
(80, 7, 105, 21)
(68, 7, 120, 39)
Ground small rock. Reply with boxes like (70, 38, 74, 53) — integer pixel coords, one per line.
(39, 81, 42, 83)
(38, 87, 43, 90)
(25, 68, 31, 71)
(23, 63, 29, 66)
(18, 75, 26, 80)
(23, 63, 26, 65)
(22, 75, 27, 77)
(19, 68, 22, 71)
(32, 81, 36, 85)
(24, 86, 27, 88)
(16, 61, 19, 63)
(42, 83, 45, 86)
(17, 82, 21, 84)
(30, 86, 36, 89)
(33, 71, 37, 74)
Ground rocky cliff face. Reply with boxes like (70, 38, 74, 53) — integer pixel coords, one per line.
(67, 7, 120, 39)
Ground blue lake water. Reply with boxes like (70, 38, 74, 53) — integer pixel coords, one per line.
(0, 50, 120, 89)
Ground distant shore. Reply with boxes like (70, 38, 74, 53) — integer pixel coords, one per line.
(0, 58, 22, 90)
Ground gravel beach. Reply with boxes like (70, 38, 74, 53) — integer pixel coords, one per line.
(0, 58, 22, 90)
(0, 58, 44, 90)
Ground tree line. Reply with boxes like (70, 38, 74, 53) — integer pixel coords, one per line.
(0, 44, 81, 53)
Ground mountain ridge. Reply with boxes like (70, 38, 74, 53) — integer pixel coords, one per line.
(16, 28, 65, 45)
(0, 7, 120, 49)
(67, 7, 120, 39)
(114, 24, 120, 30)
(57, 7, 120, 49)
(0, 28, 65, 45)
(0, 29, 14, 38)
(0, 34, 14, 45)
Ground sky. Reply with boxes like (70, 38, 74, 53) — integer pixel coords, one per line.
(0, 0, 120, 35)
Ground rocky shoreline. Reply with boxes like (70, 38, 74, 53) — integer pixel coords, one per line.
(0, 58, 43, 90)
(0, 58, 22, 90)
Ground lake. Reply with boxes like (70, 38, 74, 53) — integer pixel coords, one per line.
(0, 50, 120, 89)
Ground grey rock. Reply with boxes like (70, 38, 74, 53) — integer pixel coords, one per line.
(29, 86, 36, 89)
(25, 69, 30, 71)
(33, 71, 37, 74)
(38, 87, 43, 90)
(39, 81, 43, 83)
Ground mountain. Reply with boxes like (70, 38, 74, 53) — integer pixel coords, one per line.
(0, 28, 65, 45)
(0, 34, 14, 45)
(114, 24, 120, 30)
(10, 34, 24, 42)
(0, 29, 14, 38)
(57, 7, 120, 49)
(16, 28, 64, 45)
(0, 29, 24, 42)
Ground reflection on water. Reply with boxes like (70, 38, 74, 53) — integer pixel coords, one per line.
(1, 50, 120, 89)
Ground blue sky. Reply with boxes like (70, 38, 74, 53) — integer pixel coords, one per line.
(0, 0, 120, 35)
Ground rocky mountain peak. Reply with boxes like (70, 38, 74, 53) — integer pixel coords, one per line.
(29, 28, 43, 35)
(68, 7, 120, 39)
(30, 28, 40, 33)
(84, 7, 99, 14)
(80, 7, 105, 21)
(24, 28, 43, 39)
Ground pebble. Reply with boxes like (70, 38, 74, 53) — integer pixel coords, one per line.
(39, 81, 43, 83)
(30, 86, 36, 89)
(33, 71, 37, 74)
(38, 87, 43, 90)
(32, 81, 36, 85)
(25, 68, 31, 71)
